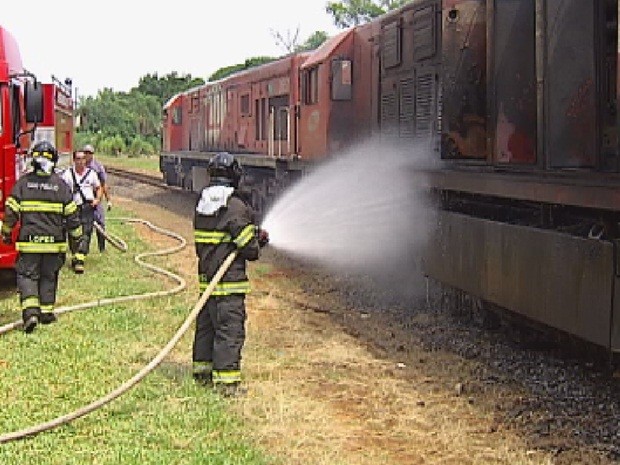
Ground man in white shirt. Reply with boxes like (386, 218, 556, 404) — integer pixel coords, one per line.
(61, 151, 102, 273)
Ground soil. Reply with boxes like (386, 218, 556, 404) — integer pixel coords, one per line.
(112, 175, 619, 465)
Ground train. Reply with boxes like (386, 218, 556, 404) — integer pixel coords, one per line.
(0, 25, 74, 268)
(160, 0, 620, 356)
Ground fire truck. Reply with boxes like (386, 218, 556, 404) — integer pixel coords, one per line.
(0, 25, 74, 268)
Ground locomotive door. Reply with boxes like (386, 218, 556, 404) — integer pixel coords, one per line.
(189, 93, 201, 151)
(544, 0, 618, 172)
(267, 95, 290, 157)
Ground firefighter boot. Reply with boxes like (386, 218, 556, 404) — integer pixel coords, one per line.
(72, 258, 85, 274)
(22, 309, 40, 334)
(192, 373, 213, 387)
(39, 312, 57, 325)
(214, 382, 246, 398)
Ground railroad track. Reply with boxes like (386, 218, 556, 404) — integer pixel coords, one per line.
(106, 167, 171, 189)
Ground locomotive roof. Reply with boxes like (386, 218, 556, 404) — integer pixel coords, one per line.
(301, 28, 354, 70)
(163, 29, 354, 109)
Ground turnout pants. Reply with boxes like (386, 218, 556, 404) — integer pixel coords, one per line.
(16, 252, 64, 320)
(192, 294, 246, 385)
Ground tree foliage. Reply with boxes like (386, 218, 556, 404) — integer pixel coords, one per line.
(295, 31, 329, 52)
(77, 73, 203, 156)
(208, 56, 277, 82)
(136, 72, 204, 106)
(326, 0, 408, 28)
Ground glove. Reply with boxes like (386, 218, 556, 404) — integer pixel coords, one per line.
(258, 228, 269, 248)
(107, 200, 113, 211)
(2, 232, 12, 245)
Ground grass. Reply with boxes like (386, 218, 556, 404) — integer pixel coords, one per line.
(0, 207, 274, 465)
(97, 154, 161, 175)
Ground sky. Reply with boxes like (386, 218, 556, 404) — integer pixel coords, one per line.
(3, 0, 340, 99)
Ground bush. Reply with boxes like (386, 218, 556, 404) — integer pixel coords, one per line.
(99, 135, 126, 156)
(128, 138, 156, 157)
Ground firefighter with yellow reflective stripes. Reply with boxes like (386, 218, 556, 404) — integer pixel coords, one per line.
(1, 141, 83, 333)
(193, 152, 269, 396)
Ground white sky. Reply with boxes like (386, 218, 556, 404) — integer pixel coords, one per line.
(3, 0, 340, 99)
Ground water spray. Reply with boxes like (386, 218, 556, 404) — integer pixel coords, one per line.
(261, 138, 435, 277)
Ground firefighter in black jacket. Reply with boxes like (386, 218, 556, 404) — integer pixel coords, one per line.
(1, 141, 83, 333)
(193, 152, 268, 396)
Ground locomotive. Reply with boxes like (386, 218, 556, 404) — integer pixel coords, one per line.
(161, 0, 620, 355)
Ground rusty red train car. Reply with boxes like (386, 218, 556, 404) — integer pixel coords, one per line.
(161, 0, 620, 355)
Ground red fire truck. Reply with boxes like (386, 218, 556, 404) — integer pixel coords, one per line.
(0, 25, 74, 268)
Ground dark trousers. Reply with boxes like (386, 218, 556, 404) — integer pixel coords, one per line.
(192, 295, 246, 371)
(94, 204, 105, 252)
(69, 203, 95, 255)
(16, 252, 64, 320)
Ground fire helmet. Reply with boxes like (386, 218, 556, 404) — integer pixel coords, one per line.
(31, 141, 58, 163)
(208, 152, 243, 187)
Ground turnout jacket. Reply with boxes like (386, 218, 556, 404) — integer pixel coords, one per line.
(2, 171, 82, 253)
(194, 187, 260, 295)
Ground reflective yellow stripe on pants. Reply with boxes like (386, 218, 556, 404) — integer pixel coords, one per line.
(212, 370, 241, 385)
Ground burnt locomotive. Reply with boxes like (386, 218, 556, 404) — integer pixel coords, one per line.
(161, 0, 620, 354)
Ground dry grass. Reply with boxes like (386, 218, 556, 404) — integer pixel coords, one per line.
(117, 194, 556, 465)
(235, 275, 554, 465)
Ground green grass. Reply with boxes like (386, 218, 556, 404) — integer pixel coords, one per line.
(97, 154, 161, 174)
(0, 208, 274, 465)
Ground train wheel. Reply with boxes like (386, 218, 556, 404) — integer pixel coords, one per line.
(163, 170, 175, 187)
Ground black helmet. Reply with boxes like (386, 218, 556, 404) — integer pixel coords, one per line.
(208, 152, 243, 187)
(31, 141, 58, 163)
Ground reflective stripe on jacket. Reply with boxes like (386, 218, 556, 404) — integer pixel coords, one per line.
(194, 189, 260, 293)
(3, 171, 82, 252)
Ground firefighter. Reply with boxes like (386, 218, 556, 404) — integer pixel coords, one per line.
(1, 141, 83, 333)
(192, 152, 269, 396)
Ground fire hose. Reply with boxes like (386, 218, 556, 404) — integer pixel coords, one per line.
(0, 218, 183, 336)
(0, 218, 238, 443)
(93, 220, 128, 252)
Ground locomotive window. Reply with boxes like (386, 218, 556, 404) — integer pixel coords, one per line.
(190, 96, 199, 114)
(304, 67, 319, 105)
(172, 106, 182, 125)
(413, 5, 437, 61)
(331, 59, 352, 101)
(256, 98, 268, 141)
(240, 94, 250, 115)
(382, 20, 401, 69)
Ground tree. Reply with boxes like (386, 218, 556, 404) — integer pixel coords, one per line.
(208, 57, 276, 82)
(135, 72, 204, 107)
(326, 0, 409, 28)
(295, 31, 329, 52)
(271, 27, 301, 54)
(77, 72, 204, 155)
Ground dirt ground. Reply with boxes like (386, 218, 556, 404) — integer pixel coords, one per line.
(114, 179, 618, 465)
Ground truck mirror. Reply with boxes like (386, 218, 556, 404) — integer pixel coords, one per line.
(25, 81, 44, 123)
